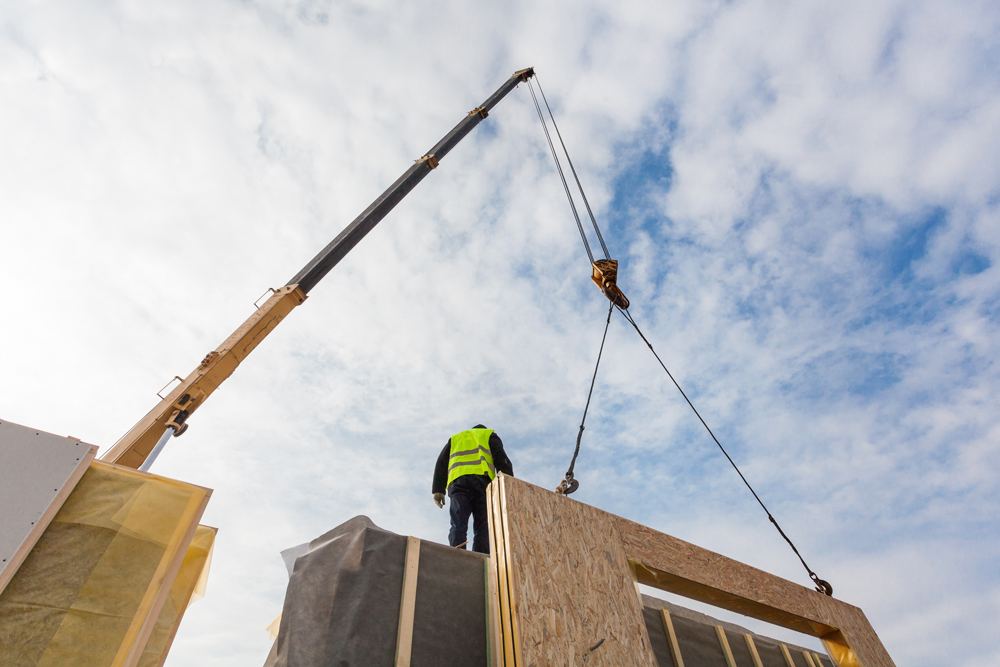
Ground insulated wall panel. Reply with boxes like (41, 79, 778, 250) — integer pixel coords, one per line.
(491, 475, 894, 667)
(641, 607, 676, 667)
(488, 474, 657, 667)
(0, 461, 211, 667)
(409, 540, 488, 667)
(0, 419, 98, 594)
(137, 525, 217, 667)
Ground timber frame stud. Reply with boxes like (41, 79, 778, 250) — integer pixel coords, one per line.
(486, 475, 894, 667)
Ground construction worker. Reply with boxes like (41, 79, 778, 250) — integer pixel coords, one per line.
(432, 424, 513, 554)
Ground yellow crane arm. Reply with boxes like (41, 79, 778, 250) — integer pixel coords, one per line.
(101, 286, 306, 468)
(102, 67, 534, 469)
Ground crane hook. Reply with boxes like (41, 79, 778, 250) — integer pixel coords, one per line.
(592, 260, 629, 309)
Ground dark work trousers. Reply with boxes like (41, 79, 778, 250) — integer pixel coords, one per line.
(448, 474, 491, 554)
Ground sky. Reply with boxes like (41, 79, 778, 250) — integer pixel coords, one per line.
(1, 0, 998, 665)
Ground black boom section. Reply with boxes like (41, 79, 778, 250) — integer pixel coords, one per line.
(287, 68, 533, 295)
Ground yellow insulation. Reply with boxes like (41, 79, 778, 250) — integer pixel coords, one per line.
(138, 525, 217, 667)
(0, 461, 210, 667)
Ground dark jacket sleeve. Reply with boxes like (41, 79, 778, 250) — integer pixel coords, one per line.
(432, 440, 451, 494)
(489, 432, 513, 477)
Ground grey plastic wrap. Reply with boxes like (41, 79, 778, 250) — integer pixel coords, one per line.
(671, 614, 729, 667)
(272, 516, 407, 667)
(723, 628, 758, 667)
(641, 607, 676, 667)
(753, 635, 791, 666)
(410, 540, 487, 667)
(269, 516, 489, 667)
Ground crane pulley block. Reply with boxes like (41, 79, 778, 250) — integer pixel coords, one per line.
(591, 259, 629, 309)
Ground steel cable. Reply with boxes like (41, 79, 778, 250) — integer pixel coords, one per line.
(563, 301, 616, 487)
(534, 75, 611, 260)
(616, 306, 833, 596)
(527, 78, 594, 263)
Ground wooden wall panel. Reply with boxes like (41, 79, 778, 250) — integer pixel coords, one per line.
(492, 475, 894, 667)
(493, 475, 657, 667)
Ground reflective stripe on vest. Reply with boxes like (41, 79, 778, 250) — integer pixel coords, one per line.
(446, 428, 496, 488)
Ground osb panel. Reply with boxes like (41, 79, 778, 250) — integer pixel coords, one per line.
(494, 476, 893, 667)
(614, 516, 894, 667)
(498, 476, 657, 667)
(618, 518, 835, 633)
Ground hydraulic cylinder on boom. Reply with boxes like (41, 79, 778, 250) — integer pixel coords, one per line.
(102, 67, 535, 470)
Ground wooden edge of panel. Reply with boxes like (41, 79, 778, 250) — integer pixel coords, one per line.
(744, 635, 764, 667)
(659, 609, 685, 667)
(803, 650, 819, 667)
(492, 475, 523, 667)
(497, 477, 523, 666)
(486, 484, 500, 665)
(780, 643, 796, 667)
(121, 484, 212, 667)
(0, 442, 99, 596)
(153, 525, 219, 667)
(716, 626, 737, 667)
(484, 557, 500, 667)
(487, 479, 510, 666)
(394, 536, 421, 667)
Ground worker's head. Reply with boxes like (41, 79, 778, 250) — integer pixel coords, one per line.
(473, 424, 487, 430)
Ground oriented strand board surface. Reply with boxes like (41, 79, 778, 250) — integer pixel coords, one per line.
(494, 476, 894, 667)
(0, 419, 98, 593)
(615, 517, 893, 667)
(496, 475, 657, 667)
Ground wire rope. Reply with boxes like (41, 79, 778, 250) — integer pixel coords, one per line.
(525, 71, 830, 595)
(534, 75, 611, 260)
(527, 78, 594, 263)
(616, 306, 832, 596)
(563, 301, 616, 489)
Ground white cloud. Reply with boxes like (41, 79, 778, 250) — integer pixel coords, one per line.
(1, 0, 998, 665)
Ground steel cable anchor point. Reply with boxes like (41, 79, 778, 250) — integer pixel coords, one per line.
(811, 573, 834, 597)
(554, 472, 579, 495)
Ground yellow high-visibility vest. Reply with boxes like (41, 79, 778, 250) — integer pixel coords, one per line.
(446, 428, 496, 488)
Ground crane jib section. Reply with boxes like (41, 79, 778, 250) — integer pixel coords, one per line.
(103, 68, 534, 470)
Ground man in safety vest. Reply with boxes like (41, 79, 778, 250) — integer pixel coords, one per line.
(432, 424, 514, 554)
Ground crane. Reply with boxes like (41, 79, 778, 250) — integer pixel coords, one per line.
(101, 67, 536, 471)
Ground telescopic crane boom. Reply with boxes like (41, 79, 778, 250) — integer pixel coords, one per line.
(102, 67, 535, 470)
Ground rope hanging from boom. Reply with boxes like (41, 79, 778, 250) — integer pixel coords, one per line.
(527, 77, 629, 310)
(555, 301, 614, 496)
(528, 73, 833, 596)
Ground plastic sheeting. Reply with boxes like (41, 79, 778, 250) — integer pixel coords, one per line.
(269, 516, 489, 667)
(723, 628, 758, 667)
(671, 613, 729, 666)
(0, 461, 210, 667)
(137, 525, 217, 667)
(273, 516, 407, 667)
(641, 607, 677, 667)
(409, 539, 487, 667)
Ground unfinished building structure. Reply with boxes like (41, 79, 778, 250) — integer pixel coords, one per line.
(264, 475, 894, 667)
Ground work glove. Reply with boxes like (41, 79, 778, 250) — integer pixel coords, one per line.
(433, 492, 446, 509)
